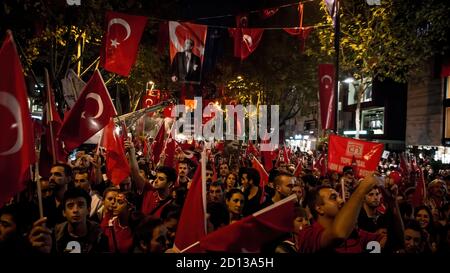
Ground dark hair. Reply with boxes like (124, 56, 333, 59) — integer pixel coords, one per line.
(178, 160, 189, 167)
(74, 168, 89, 177)
(138, 163, 149, 178)
(0, 204, 21, 229)
(206, 164, 214, 172)
(240, 167, 261, 187)
(306, 185, 333, 219)
(119, 191, 139, 210)
(51, 163, 72, 178)
(225, 188, 245, 201)
(404, 220, 424, 240)
(209, 181, 223, 190)
(161, 206, 181, 222)
(133, 216, 163, 248)
(274, 170, 294, 187)
(156, 166, 177, 185)
(302, 174, 319, 188)
(207, 202, 229, 230)
(414, 205, 434, 230)
(269, 169, 281, 183)
(63, 188, 92, 209)
(103, 187, 120, 199)
(293, 206, 308, 219)
(343, 166, 353, 174)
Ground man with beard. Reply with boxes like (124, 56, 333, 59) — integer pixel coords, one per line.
(297, 173, 386, 253)
(42, 163, 72, 228)
(261, 170, 295, 208)
(176, 160, 191, 188)
(29, 188, 109, 253)
(218, 163, 230, 184)
(358, 184, 404, 253)
(357, 186, 385, 232)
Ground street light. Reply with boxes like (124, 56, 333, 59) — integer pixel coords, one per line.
(343, 77, 354, 83)
(146, 81, 155, 91)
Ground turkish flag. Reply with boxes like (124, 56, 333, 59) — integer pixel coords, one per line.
(251, 157, 269, 204)
(294, 160, 303, 177)
(328, 135, 384, 178)
(151, 121, 165, 164)
(282, 146, 290, 164)
(163, 103, 174, 118)
(100, 11, 147, 76)
(399, 153, 411, 177)
(0, 31, 36, 206)
(230, 28, 264, 60)
(141, 89, 160, 109)
(58, 70, 117, 152)
(45, 87, 66, 163)
(412, 167, 426, 207)
(163, 133, 176, 168)
(102, 119, 130, 185)
(199, 194, 296, 252)
(174, 162, 206, 253)
(313, 154, 327, 177)
(246, 141, 260, 158)
(319, 64, 336, 130)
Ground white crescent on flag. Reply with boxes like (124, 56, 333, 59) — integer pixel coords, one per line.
(81, 93, 104, 119)
(321, 75, 333, 88)
(108, 18, 132, 48)
(108, 18, 131, 41)
(243, 34, 253, 47)
(169, 21, 184, 52)
(0, 91, 23, 155)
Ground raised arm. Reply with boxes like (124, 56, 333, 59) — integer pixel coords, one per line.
(124, 140, 148, 193)
(321, 173, 379, 248)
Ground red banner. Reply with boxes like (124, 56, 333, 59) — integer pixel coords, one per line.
(318, 64, 335, 130)
(328, 135, 384, 178)
(100, 11, 148, 76)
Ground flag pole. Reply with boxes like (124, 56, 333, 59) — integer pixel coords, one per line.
(35, 162, 44, 219)
(44, 68, 57, 164)
(179, 241, 200, 253)
(333, 0, 340, 134)
(200, 149, 207, 235)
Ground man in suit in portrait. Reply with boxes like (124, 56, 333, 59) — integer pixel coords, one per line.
(171, 38, 202, 84)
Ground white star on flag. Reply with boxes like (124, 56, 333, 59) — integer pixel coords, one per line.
(110, 39, 120, 48)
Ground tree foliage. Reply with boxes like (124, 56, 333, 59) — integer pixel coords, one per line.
(312, 0, 450, 83)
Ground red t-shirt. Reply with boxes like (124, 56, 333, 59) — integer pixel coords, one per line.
(140, 184, 170, 217)
(104, 218, 133, 253)
(297, 221, 380, 253)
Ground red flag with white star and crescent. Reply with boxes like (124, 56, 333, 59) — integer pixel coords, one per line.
(318, 64, 335, 130)
(0, 31, 36, 206)
(100, 11, 147, 76)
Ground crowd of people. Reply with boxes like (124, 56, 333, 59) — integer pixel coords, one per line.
(0, 138, 449, 254)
